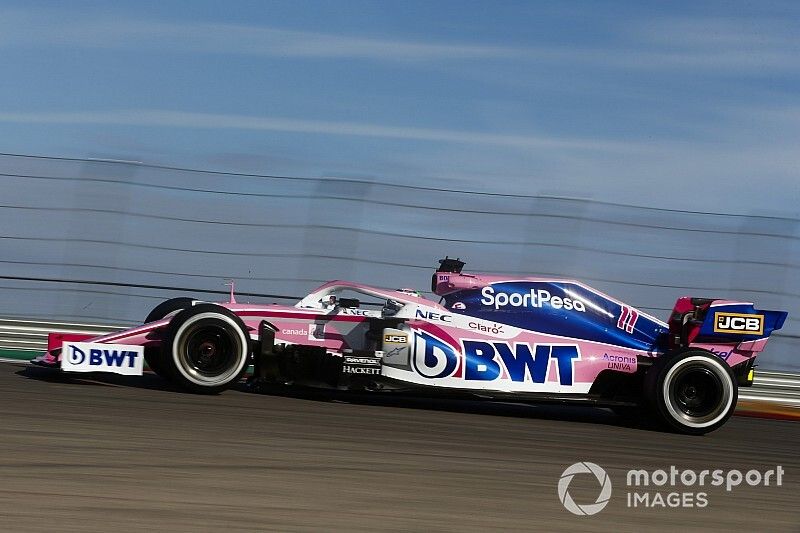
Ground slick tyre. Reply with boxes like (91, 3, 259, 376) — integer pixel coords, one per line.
(143, 297, 196, 379)
(161, 304, 251, 394)
(646, 350, 737, 435)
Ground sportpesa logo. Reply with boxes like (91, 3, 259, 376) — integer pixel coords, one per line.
(481, 286, 586, 312)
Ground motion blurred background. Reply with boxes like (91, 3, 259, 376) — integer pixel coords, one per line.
(0, 2, 798, 370)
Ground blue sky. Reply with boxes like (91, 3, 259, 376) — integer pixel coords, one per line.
(0, 1, 799, 212)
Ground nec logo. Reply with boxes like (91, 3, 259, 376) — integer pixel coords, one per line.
(714, 312, 764, 335)
(61, 341, 144, 376)
(415, 310, 452, 322)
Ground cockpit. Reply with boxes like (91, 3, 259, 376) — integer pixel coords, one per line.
(296, 282, 427, 319)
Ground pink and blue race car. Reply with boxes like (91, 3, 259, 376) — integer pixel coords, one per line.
(32, 258, 787, 434)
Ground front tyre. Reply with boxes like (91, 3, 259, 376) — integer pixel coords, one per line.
(143, 297, 196, 378)
(162, 304, 251, 394)
(646, 350, 737, 435)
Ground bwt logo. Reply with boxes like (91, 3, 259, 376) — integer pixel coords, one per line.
(480, 286, 586, 312)
(412, 331, 580, 385)
(714, 312, 764, 335)
(67, 345, 139, 368)
(61, 341, 144, 376)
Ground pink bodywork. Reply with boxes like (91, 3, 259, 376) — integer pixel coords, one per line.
(40, 278, 774, 393)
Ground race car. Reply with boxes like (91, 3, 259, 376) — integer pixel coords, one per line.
(31, 258, 787, 435)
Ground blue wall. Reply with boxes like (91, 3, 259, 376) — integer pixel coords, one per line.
(1, 153, 797, 371)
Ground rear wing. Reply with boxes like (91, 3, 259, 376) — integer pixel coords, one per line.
(668, 297, 787, 349)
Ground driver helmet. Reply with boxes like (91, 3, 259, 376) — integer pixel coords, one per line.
(395, 288, 422, 298)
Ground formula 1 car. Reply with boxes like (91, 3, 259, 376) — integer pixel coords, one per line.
(32, 258, 787, 434)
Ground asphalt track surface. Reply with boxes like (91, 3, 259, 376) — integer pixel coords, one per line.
(0, 362, 797, 532)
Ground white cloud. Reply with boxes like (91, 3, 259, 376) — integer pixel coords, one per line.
(625, 16, 800, 69)
(0, 109, 643, 152)
(0, 9, 527, 63)
(1, 8, 798, 71)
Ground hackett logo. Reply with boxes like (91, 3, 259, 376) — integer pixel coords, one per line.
(714, 312, 764, 335)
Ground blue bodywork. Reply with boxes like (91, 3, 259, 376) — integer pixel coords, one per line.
(443, 281, 669, 352)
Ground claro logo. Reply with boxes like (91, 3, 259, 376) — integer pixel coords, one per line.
(480, 286, 586, 312)
(714, 312, 764, 335)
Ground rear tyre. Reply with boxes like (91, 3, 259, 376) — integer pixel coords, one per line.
(646, 350, 737, 435)
(161, 304, 251, 394)
(143, 297, 196, 378)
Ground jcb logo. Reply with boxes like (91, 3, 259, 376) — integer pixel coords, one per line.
(714, 312, 764, 335)
(384, 334, 408, 344)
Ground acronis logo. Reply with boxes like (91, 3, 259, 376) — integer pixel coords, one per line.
(480, 286, 586, 312)
(412, 331, 580, 385)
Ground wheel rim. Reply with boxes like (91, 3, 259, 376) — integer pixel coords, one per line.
(671, 366, 723, 418)
(173, 315, 247, 385)
(663, 358, 733, 428)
